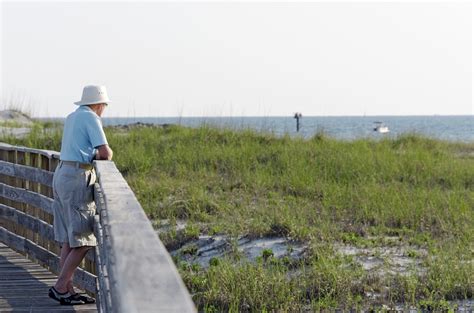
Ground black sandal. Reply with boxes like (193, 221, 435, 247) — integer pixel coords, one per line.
(48, 287, 84, 305)
(71, 293, 96, 304)
(48, 287, 67, 301)
(60, 294, 87, 305)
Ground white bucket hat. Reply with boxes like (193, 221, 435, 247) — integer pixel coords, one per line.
(74, 85, 111, 106)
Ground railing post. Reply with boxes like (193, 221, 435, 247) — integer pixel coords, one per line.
(94, 182, 113, 313)
(49, 156, 61, 257)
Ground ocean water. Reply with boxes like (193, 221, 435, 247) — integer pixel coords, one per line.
(99, 115, 474, 142)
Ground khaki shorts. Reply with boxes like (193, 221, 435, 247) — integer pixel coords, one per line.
(52, 162, 97, 248)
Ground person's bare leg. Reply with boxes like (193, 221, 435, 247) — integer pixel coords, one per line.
(58, 243, 76, 294)
(54, 246, 92, 293)
(59, 243, 72, 267)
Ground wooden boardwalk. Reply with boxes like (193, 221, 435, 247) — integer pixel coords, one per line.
(0, 243, 97, 313)
(0, 143, 195, 312)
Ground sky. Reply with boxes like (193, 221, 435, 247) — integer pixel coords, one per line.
(0, 1, 472, 118)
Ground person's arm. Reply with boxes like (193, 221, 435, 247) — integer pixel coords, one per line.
(85, 113, 111, 161)
(95, 144, 113, 160)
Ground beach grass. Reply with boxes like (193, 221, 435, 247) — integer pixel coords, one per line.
(3, 123, 473, 311)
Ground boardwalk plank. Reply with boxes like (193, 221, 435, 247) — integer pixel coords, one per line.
(0, 244, 97, 312)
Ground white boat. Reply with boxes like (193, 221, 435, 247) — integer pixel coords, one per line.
(373, 121, 390, 133)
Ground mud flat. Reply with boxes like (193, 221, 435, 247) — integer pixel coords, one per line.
(335, 237, 428, 276)
(171, 234, 307, 268)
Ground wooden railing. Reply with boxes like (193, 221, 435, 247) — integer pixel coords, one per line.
(0, 143, 196, 312)
(0, 143, 96, 293)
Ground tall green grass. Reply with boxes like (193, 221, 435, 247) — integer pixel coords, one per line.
(3, 124, 473, 310)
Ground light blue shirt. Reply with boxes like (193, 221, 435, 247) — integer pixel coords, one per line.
(60, 106, 108, 163)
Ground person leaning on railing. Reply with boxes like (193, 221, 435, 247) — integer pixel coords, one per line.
(48, 85, 113, 305)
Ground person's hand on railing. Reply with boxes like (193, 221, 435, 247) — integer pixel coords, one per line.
(95, 145, 113, 160)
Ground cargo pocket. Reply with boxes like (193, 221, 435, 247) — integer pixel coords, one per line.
(84, 170, 96, 203)
(86, 169, 96, 187)
(71, 202, 96, 236)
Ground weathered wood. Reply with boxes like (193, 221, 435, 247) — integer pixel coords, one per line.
(0, 204, 54, 241)
(50, 157, 60, 172)
(0, 150, 6, 226)
(1, 150, 14, 226)
(0, 160, 54, 187)
(0, 204, 96, 264)
(94, 161, 196, 313)
(6, 151, 18, 212)
(30, 152, 45, 249)
(15, 151, 33, 243)
(0, 227, 97, 295)
(94, 215, 111, 313)
(0, 242, 97, 312)
(0, 226, 25, 252)
(47, 154, 59, 253)
(0, 144, 196, 312)
(0, 143, 60, 160)
(0, 183, 53, 214)
(39, 154, 53, 259)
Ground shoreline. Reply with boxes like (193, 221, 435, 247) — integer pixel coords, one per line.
(35, 115, 474, 143)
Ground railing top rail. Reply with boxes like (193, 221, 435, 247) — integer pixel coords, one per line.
(94, 161, 196, 313)
(0, 143, 60, 160)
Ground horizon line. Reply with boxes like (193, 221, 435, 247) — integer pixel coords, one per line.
(34, 113, 474, 119)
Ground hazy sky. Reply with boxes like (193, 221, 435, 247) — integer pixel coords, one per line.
(1, 1, 472, 117)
